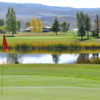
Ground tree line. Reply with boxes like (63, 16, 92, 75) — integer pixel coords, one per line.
(76, 12, 100, 40)
(51, 18, 70, 35)
(51, 12, 100, 40)
(0, 8, 100, 40)
(0, 8, 21, 36)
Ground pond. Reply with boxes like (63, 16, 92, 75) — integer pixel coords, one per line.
(0, 53, 100, 64)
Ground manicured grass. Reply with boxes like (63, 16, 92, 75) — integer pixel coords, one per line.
(1, 87, 100, 100)
(0, 64, 100, 100)
(0, 32, 100, 46)
(0, 32, 78, 49)
(0, 33, 77, 44)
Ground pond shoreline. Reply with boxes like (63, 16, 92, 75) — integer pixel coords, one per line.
(1, 39, 100, 53)
(2, 43, 100, 53)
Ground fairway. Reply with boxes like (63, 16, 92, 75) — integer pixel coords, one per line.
(0, 32, 77, 44)
(0, 64, 100, 100)
(1, 87, 100, 100)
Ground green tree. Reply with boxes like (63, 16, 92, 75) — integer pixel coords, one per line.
(61, 22, 70, 32)
(76, 12, 86, 40)
(84, 14, 91, 40)
(94, 15, 100, 38)
(16, 20, 21, 32)
(77, 12, 91, 40)
(6, 8, 17, 36)
(51, 18, 60, 35)
(0, 19, 4, 26)
(0, 26, 6, 33)
(0, 19, 5, 33)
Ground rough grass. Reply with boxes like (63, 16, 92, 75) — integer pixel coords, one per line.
(0, 64, 100, 100)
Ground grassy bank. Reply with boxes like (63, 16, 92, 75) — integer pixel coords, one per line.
(0, 32, 100, 52)
(0, 64, 100, 100)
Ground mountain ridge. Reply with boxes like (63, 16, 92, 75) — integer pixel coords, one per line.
(0, 2, 100, 28)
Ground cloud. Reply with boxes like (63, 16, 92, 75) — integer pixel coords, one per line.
(0, 0, 100, 8)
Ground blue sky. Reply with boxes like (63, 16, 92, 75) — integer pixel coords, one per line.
(0, 0, 100, 8)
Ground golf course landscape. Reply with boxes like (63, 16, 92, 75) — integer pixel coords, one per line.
(0, 32, 100, 100)
(0, 1, 100, 100)
(1, 32, 100, 53)
(0, 31, 100, 100)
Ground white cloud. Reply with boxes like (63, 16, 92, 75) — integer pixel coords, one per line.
(0, 0, 100, 8)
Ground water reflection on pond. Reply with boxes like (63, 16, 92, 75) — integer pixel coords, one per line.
(0, 53, 100, 64)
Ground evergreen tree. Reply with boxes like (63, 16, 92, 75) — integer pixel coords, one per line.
(16, 20, 21, 32)
(51, 18, 60, 35)
(6, 8, 17, 36)
(76, 12, 91, 40)
(94, 15, 100, 38)
(76, 12, 86, 40)
(0, 19, 5, 33)
(84, 14, 91, 39)
(61, 22, 70, 32)
(0, 19, 4, 26)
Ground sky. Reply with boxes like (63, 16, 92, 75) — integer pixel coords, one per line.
(0, 0, 100, 8)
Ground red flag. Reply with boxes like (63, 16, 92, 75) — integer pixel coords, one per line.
(2, 35, 9, 52)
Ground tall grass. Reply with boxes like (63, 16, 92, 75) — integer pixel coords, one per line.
(0, 34, 100, 53)
(0, 40, 100, 53)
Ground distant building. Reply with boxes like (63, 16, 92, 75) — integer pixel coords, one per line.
(43, 26, 51, 32)
(23, 25, 51, 32)
(23, 27, 32, 32)
(72, 28, 78, 31)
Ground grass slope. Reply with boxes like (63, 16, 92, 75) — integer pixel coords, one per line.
(0, 64, 100, 100)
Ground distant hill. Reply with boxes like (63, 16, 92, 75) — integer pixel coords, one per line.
(0, 2, 100, 28)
